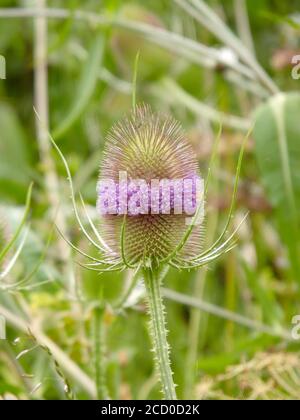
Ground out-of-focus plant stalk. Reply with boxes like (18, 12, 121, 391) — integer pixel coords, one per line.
(163, 288, 292, 340)
(0, 302, 96, 398)
(233, 0, 255, 56)
(154, 78, 252, 132)
(0, 7, 271, 97)
(93, 305, 109, 400)
(175, 0, 279, 95)
(183, 132, 220, 399)
(34, 0, 75, 294)
(183, 269, 207, 399)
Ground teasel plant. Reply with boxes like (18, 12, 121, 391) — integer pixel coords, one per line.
(36, 52, 249, 401)
(39, 99, 249, 400)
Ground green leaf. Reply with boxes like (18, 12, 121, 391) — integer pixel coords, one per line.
(0, 103, 30, 190)
(197, 335, 278, 374)
(253, 92, 300, 279)
(243, 264, 284, 327)
(52, 34, 105, 140)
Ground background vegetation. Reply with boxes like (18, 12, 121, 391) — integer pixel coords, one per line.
(0, 0, 300, 400)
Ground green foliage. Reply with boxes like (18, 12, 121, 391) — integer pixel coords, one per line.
(53, 34, 106, 140)
(0, 0, 300, 401)
(253, 93, 300, 280)
(0, 104, 31, 200)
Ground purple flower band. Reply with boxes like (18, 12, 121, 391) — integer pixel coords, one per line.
(97, 173, 203, 216)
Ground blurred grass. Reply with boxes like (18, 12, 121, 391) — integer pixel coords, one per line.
(0, 0, 300, 400)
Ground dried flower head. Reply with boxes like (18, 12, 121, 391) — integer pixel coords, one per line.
(97, 105, 203, 266)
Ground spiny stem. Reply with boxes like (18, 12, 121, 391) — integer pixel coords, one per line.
(93, 305, 109, 400)
(143, 267, 177, 400)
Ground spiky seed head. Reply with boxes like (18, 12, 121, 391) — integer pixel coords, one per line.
(98, 105, 203, 265)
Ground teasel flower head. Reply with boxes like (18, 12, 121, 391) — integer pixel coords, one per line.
(97, 105, 203, 268)
(69, 103, 246, 274)
(50, 105, 245, 273)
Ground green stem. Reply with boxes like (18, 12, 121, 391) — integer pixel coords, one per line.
(144, 267, 177, 400)
(93, 306, 109, 400)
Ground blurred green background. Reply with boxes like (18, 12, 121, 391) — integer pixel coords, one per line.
(0, 0, 300, 400)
